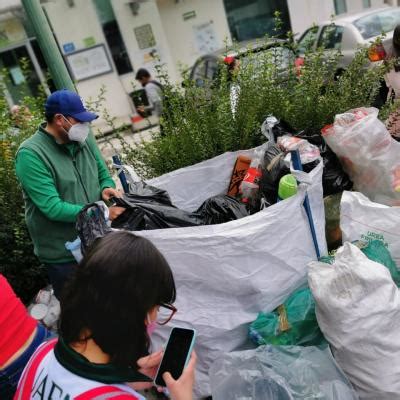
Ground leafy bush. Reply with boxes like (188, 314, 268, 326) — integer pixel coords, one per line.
(0, 70, 48, 303)
(123, 31, 389, 179)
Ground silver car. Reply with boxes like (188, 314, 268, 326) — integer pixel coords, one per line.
(297, 6, 400, 72)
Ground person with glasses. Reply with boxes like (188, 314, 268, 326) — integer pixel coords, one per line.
(15, 231, 196, 400)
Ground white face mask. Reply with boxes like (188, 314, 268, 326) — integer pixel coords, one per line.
(62, 116, 90, 143)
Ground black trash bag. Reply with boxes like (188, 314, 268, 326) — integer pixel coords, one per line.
(303, 158, 321, 173)
(76, 203, 112, 254)
(196, 195, 249, 225)
(260, 144, 290, 206)
(111, 194, 203, 231)
(270, 120, 294, 142)
(321, 146, 353, 196)
(126, 181, 173, 206)
(295, 128, 325, 147)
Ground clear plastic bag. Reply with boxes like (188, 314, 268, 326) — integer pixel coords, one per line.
(210, 345, 359, 400)
(323, 107, 400, 206)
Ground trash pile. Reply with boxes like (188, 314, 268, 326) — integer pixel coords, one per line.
(31, 107, 400, 398)
(28, 286, 60, 331)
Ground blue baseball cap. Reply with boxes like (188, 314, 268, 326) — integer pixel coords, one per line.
(45, 89, 98, 122)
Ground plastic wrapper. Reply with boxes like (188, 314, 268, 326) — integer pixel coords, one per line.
(249, 287, 325, 347)
(28, 286, 60, 331)
(309, 242, 400, 399)
(195, 195, 248, 225)
(323, 107, 400, 205)
(278, 135, 320, 165)
(76, 202, 112, 254)
(210, 345, 359, 400)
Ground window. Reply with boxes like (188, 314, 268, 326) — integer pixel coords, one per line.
(297, 26, 319, 53)
(223, 0, 291, 42)
(362, 0, 371, 8)
(334, 0, 347, 15)
(191, 59, 207, 86)
(354, 8, 400, 39)
(318, 25, 344, 50)
(93, 0, 133, 75)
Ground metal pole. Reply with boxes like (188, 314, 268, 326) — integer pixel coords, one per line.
(21, 0, 75, 91)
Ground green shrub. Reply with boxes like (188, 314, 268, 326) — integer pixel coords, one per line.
(0, 69, 48, 303)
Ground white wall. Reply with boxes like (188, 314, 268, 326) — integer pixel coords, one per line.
(111, 0, 177, 88)
(44, 0, 134, 127)
(157, 0, 231, 77)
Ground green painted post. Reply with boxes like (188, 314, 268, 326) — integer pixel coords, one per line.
(21, 0, 75, 92)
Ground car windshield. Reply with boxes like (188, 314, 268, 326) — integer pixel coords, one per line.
(240, 46, 294, 70)
(354, 9, 400, 39)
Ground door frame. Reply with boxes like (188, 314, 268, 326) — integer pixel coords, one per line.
(0, 37, 50, 107)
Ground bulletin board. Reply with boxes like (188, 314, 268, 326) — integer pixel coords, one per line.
(65, 44, 113, 81)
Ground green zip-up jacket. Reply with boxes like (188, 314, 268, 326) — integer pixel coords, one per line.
(15, 124, 115, 264)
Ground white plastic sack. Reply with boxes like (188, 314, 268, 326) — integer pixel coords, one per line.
(135, 155, 326, 397)
(323, 107, 400, 206)
(147, 148, 257, 211)
(341, 191, 400, 266)
(210, 345, 359, 400)
(148, 147, 327, 256)
(309, 242, 400, 400)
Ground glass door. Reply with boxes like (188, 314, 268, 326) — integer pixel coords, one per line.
(0, 45, 42, 105)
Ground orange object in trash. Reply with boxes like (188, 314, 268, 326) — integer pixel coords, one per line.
(228, 155, 252, 197)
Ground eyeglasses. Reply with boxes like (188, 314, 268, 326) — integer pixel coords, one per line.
(156, 303, 177, 325)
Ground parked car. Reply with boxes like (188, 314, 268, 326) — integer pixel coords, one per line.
(296, 6, 400, 72)
(188, 39, 296, 87)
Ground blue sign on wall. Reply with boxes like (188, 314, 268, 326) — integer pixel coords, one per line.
(63, 42, 76, 54)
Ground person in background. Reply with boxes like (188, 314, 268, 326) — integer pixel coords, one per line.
(15, 231, 196, 400)
(15, 89, 125, 299)
(135, 68, 164, 120)
(385, 24, 400, 139)
(0, 274, 52, 399)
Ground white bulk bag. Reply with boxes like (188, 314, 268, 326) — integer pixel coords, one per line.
(132, 149, 327, 397)
(309, 242, 400, 399)
(341, 191, 400, 266)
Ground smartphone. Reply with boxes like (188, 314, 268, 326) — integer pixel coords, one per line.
(154, 327, 196, 387)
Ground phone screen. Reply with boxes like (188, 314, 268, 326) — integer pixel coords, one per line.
(154, 328, 195, 387)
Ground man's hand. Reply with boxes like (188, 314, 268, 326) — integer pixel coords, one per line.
(102, 187, 122, 201)
(137, 105, 145, 113)
(108, 206, 125, 221)
(126, 351, 163, 391)
(163, 352, 196, 400)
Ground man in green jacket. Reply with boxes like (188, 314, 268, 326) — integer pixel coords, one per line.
(15, 89, 125, 298)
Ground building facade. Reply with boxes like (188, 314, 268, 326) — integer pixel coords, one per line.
(0, 0, 389, 127)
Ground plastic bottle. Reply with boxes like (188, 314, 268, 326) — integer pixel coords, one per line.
(241, 115, 279, 209)
(277, 174, 298, 201)
(240, 152, 263, 206)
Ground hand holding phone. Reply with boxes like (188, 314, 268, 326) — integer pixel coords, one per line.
(162, 351, 196, 400)
(154, 327, 196, 391)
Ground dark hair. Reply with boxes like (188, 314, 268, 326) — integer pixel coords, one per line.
(59, 231, 176, 366)
(393, 25, 400, 58)
(45, 113, 56, 123)
(135, 68, 151, 80)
